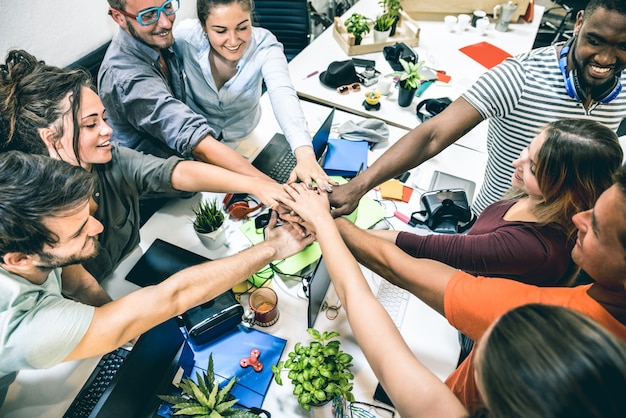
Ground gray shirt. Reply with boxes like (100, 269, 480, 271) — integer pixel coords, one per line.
(98, 29, 214, 159)
(83, 144, 183, 280)
(0, 267, 94, 405)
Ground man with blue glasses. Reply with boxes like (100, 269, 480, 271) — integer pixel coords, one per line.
(99, 0, 271, 179)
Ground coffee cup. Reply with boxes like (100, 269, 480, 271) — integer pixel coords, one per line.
(471, 10, 487, 27)
(376, 76, 393, 95)
(444, 15, 457, 32)
(248, 287, 279, 327)
(476, 17, 490, 35)
(457, 14, 471, 31)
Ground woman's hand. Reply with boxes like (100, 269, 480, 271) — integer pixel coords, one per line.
(288, 146, 338, 191)
(276, 183, 333, 233)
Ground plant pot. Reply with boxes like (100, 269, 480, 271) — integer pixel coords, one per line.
(389, 15, 400, 36)
(373, 28, 391, 43)
(354, 36, 363, 45)
(308, 396, 346, 417)
(397, 83, 417, 107)
(195, 225, 226, 250)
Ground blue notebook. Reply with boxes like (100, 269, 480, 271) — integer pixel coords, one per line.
(322, 138, 369, 177)
(185, 325, 287, 409)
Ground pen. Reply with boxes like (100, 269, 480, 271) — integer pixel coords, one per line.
(303, 70, 319, 80)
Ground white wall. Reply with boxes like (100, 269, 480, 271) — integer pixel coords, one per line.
(0, 0, 198, 68)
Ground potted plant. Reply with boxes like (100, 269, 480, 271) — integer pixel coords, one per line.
(393, 58, 426, 107)
(272, 328, 355, 411)
(158, 353, 262, 417)
(343, 13, 372, 45)
(379, 0, 403, 36)
(192, 198, 226, 250)
(373, 13, 395, 42)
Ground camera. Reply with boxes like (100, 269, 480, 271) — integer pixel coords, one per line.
(383, 42, 418, 71)
(357, 66, 380, 87)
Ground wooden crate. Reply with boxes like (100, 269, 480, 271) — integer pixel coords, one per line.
(402, 0, 530, 22)
(333, 10, 420, 56)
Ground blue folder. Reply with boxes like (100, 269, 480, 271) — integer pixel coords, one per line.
(322, 138, 369, 177)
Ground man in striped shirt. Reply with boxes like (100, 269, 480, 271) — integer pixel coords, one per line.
(330, 0, 626, 217)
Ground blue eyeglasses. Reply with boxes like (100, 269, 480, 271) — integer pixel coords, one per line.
(109, 0, 180, 26)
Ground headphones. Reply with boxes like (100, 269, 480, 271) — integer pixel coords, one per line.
(559, 36, 622, 104)
(223, 193, 262, 219)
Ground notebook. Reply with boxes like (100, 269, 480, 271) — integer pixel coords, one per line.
(252, 108, 335, 183)
(459, 41, 513, 69)
(322, 138, 369, 178)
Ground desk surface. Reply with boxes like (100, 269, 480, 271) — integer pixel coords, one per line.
(0, 99, 487, 418)
(289, 0, 544, 153)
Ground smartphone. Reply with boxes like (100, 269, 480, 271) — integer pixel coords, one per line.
(352, 57, 376, 67)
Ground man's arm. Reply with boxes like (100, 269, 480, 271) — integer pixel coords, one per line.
(61, 264, 113, 307)
(335, 218, 457, 316)
(329, 98, 483, 216)
(192, 135, 275, 181)
(64, 213, 314, 360)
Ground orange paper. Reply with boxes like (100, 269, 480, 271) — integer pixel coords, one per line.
(459, 42, 513, 69)
(379, 179, 404, 201)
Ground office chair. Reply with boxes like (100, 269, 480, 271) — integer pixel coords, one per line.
(536, 0, 588, 46)
(253, 0, 311, 62)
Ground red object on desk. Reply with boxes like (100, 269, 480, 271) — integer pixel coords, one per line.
(459, 42, 513, 69)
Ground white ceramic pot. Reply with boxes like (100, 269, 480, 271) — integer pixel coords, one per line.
(373, 28, 391, 43)
(195, 225, 226, 250)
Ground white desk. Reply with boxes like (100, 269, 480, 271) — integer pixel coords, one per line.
(289, 0, 544, 153)
(0, 99, 487, 418)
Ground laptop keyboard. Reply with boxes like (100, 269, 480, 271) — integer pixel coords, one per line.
(63, 347, 130, 418)
(375, 275, 410, 328)
(267, 152, 296, 183)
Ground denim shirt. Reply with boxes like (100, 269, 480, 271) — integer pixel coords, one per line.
(174, 19, 312, 150)
(98, 29, 214, 159)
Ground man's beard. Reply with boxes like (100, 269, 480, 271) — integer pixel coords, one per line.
(126, 17, 174, 49)
(35, 238, 100, 271)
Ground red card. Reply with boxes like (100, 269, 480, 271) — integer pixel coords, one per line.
(459, 41, 513, 69)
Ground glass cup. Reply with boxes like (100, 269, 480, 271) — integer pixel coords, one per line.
(248, 287, 279, 327)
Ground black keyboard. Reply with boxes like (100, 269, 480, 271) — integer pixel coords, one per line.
(267, 153, 296, 183)
(63, 347, 130, 418)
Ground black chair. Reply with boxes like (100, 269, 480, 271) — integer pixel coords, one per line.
(535, 0, 588, 46)
(66, 41, 111, 88)
(252, 0, 311, 61)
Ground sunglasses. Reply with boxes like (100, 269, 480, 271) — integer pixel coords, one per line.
(337, 83, 361, 94)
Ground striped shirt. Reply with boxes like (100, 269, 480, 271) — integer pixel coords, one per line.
(462, 44, 626, 214)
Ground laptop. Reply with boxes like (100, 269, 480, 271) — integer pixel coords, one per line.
(252, 108, 335, 183)
(305, 256, 333, 329)
(63, 318, 194, 418)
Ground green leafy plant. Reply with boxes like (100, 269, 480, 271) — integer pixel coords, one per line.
(374, 13, 395, 32)
(158, 354, 260, 417)
(394, 58, 426, 90)
(192, 198, 225, 234)
(272, 328, 355, 411)
(344, 13, 372, 44)
(379, 0, 403, 18)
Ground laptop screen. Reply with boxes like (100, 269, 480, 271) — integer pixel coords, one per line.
(311, 108, 335, 159)
(307, 257, 332, 328)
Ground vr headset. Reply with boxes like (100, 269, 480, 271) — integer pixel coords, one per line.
(410, 189, 476, 234)
(383, 42, 417, 71)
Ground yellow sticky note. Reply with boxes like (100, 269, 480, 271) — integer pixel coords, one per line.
(379, 179, 404, 201)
